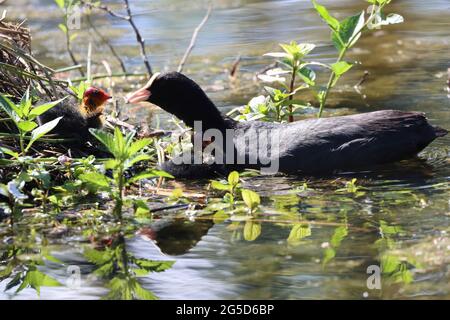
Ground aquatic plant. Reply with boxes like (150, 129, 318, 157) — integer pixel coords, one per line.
(87, 128, 172, 217)
(0, 90, 65, 155)
(84, 234, 174, 300)
(231, 0, 404, 121)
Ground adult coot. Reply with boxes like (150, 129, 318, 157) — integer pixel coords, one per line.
(126, 72, 447, 177)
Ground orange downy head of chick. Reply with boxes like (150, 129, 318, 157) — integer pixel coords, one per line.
(82, 87, 112, 114)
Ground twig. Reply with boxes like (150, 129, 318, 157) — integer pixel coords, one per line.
(229, 54, 241, 79)
(123, 0, 152, 75)
(86, 12, 127, 73)
(79, 0, 127, 20)
(70, 71, 147, 83)
(86, 42, 92, 83)
(79, 0, 152, 75)
(177, 3, 212, 73)
(65, 32, 84, 77)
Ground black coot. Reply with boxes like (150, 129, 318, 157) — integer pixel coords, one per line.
(126, 72, 447, 177)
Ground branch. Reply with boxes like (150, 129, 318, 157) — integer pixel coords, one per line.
(79, 0, 152, 75)
(177, 3, 212, 73)
(79, 0, 127, 20)
(123, 0, 152, 75)
(86, 13, 127, 73)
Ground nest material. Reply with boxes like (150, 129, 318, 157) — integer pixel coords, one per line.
(0, 16, 66, 102)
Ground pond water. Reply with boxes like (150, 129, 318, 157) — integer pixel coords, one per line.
(0, 0, 449, 299)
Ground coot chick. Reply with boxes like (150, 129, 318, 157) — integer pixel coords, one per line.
(126, 72, 447, 177)
(38, 87, 111, 140)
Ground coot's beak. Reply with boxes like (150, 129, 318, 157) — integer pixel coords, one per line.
(125, 72, 160, 104)
(125, 87, 151, 104)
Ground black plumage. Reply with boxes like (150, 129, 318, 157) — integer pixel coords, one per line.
(128, 72, 447, 177)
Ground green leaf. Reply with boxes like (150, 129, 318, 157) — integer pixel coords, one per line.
(79, 172, 111, 188)
(333, 11, 365, 51)
(54, 0, 65, 9)
(114, 127, 125, 156)
(297, 66, 316, 86)
(287, 224, 312, 243)
(28, 97, 66, 119)
(127, 169, 173, 185)
(213, 210, 229, 224)
(127, 154, 152, 167)
(84, 248, 114, 265)
(89, 129, 116, 155)
(26, 116, 62, 151)
(322, 247, 336, 266)
(134, 259, 174, 272)
(25, 117, 62, 150)
(58, 23, 68, 34)
(17, 120, 38, 132)
(241, 189, 260, 211)
(134, 200, 150, 216)
(0, 146, 19, 159)
(5, 272, 23, 291)
(312, 0, 340, 31)
(210, 180, 231, 191)
(16, 267, 61, 296)
(133, 281, 157, 300)
(227, 171, 240, 186)
(330, 226, 348, 247)
(0, 94, 20, 123)
(19, 88, 32, 116)
(128, 138, 152, 156)
(70, 33, 78, 42)
(243, 221, 261, 241)
(331, 61, 353, 76)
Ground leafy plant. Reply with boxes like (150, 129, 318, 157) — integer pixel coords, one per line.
(241, 189, 260, 213)
(0, 90, 65, 155)
(210, 171, 242, 206)
(232, 0, 404, 121)
(1, 238, 63, 297)
(87, 128, 172, 217)
(312, 0, 403, 117)
(84, 235, 174, 300)
(68, 80, 89, 102)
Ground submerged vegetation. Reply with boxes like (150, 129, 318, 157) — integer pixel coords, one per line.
(0, 0, 448, 299)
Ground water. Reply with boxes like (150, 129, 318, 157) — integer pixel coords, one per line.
(1, 0, 449, 299)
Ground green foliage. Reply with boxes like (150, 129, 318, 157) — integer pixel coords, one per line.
(231, 0, 403, 121)
(287, 223, 312, 244)
(89, 127, 172, 217)
(0, 90, 65, 155)
(84, 238, 174, 300)
(312, 0, 403, 117)
(210, 171, 242, 206)
(69, 81, 89, 102)
(241, 189, 260, 212)
(243, 221, 261, 241)
(230, 41, 316, 122)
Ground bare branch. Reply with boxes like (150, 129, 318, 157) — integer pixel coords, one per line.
(177, 3, 212, 73)
(79, 0, 127, 20)
(123, 0, 152, 75)
(86, 13, 127, 73)
(80, 0, 152, 75)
